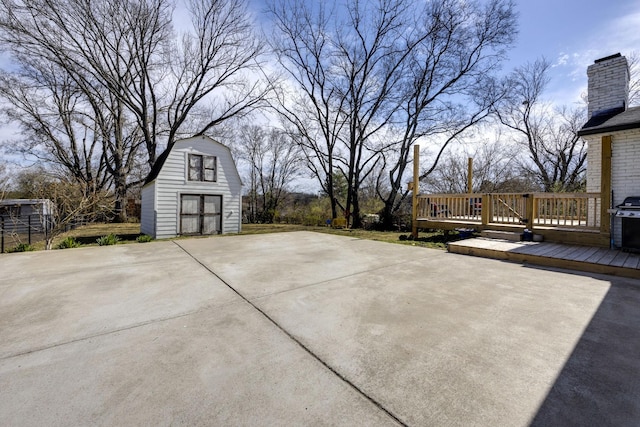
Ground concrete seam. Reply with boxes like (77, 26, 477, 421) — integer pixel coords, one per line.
(173, 241, 409, 427)
(251, 257, 434, 301)
(0, 300, 246, 361)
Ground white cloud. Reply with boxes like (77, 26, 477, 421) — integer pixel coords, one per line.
(597, 9, 640, 56)
(553, 53, 569, 68)
(566, 5, 640, 71)
(542, 2, 640, 107)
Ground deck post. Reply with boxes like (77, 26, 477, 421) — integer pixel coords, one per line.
(600, 135, 612, 235)
(525, 194, 535, 230)
(481, 194, 490, 226)
(467, 158, 473, 194)
(412, 145, 420, 238)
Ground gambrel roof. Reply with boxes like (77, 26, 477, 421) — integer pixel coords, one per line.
(143, 135, 241, 186)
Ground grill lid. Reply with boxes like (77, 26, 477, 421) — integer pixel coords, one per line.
(616, 196, 640, 209)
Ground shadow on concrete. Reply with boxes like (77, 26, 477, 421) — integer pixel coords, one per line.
(530, 278, 640, 426)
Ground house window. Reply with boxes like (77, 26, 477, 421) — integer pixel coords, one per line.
(180, 194, 222, 235)
(188, 154, 216, 182)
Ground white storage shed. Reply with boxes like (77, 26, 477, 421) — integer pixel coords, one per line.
(141, 135, 242, 239)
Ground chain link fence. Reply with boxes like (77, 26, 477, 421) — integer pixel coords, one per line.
(0, 215, 53, 253)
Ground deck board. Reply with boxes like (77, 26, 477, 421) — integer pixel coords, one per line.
(561, 246, 592, 261)
(609, 251, 630, 267)
(544, 244, 577, 259)
(570, 246, 601, 262)
(510, 243, 548, 256)
(597, 249, 620, 266)
(585, 248, 610, 264)
(447, 238, 640, 279)
(522, 243, 564, 257)
(623, 254, 640, 269)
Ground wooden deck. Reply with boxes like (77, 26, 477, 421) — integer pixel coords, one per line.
(448, 237, 640, 279)
(413, 191, 611, 247)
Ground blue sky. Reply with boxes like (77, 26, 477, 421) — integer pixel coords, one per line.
(246, 0, 640, 106)
(509, 0, 640, 105)
(2, 0, 639, 164)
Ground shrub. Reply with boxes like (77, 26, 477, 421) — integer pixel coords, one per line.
(57, 236, 82, 249)
(96, 233, 120, 246)
(136, 234, 153, 243)
(8, 243, 35, 253)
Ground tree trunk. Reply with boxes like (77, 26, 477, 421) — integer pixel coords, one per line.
(351, 191, 362, 229)
(327, 168, 337, 219)
(380, 201, 395, 230)
(113, 174, 128, 223)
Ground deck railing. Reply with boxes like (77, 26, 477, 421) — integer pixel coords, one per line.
(417, 194, 482, 222)
(417, 192, 602, 231)
(532, 193, 601, 229)
(488, 193, 528, 225)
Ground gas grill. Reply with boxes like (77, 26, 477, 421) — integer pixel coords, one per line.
(616, 196, 640, 251)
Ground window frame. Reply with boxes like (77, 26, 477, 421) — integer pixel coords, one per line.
(188, 154, 217, 182)
(179, 194, 222, 235)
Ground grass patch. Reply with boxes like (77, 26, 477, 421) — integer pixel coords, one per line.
(35, 223, 142, 250)
(21, 222, 457, 251)
(240, 223, 456, 250)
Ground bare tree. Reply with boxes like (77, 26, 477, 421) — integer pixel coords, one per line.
(376, 0, 516, 228)
(5, 168, 113, 249)
(422, 138, 539, 194)
(269, 0, 516, 228)
(0, 160, 9, 200)
(0, 0, 272, 221)
(0, 59, 111, 198)
(628, 51, 640, 107)
(0, 0, 160, 220)
(328, 0, 413, 228)
(270, 0, 415, 227)
(495, 59, 587, 192)
(32, 177, 114, 250)
(236, 125, 303, 223)
(268, 1, 348, 220)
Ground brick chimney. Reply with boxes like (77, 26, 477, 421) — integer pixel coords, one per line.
(587, 53, 629, 118)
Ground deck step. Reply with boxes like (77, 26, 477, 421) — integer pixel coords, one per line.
(480, 230, 523, 241)
(447, 238, 640, 279)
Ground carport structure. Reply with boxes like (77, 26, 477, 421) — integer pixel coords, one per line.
(1, 232, 640, 426)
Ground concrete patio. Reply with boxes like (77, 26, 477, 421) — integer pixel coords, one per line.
(1, 231, 639, 426)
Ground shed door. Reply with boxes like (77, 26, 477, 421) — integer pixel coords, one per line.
(180, 194, 222, 235)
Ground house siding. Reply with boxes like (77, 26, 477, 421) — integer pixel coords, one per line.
(140, 184, 156, 237)
(586, 129, 640, 247)
(611, 129, 640, 247)
(144, 136, 242, 239)
(585, 135, 601, 194)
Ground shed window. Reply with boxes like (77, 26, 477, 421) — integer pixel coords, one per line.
(188, 154, 216, 182)
(0, 205, 20, 217)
